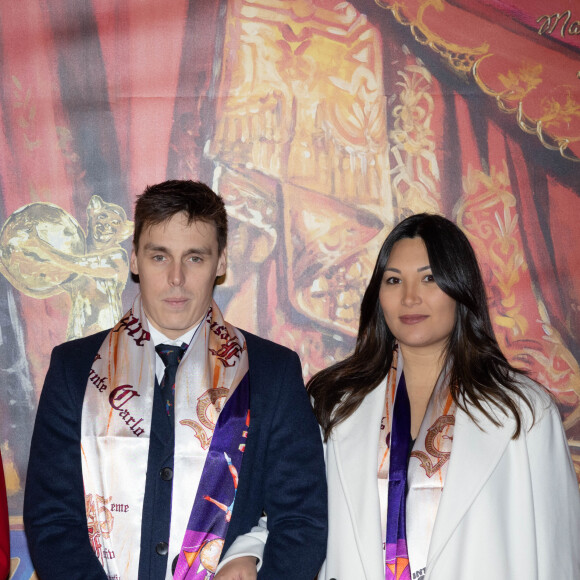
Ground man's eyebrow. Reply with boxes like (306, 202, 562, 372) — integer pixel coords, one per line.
(142, 243, 213, 255)
(183, 247, 213, 255)
(143, 243, 168, 252)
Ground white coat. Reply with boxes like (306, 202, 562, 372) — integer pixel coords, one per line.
(320, 375, 580, 580)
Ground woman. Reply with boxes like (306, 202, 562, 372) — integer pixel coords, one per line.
(308, 213, 580, 580)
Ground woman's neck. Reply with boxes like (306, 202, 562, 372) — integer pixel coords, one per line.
(399, 345, 445, 438)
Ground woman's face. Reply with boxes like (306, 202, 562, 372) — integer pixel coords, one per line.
(379, 237, 456, 358)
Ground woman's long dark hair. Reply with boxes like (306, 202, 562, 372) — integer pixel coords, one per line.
(308, 213, 534, 441)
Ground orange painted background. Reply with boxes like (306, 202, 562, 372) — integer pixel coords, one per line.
(1, 1, 579, 576)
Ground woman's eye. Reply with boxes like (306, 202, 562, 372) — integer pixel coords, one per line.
(385, 276, 400, 285)
(423, 274, 435, 282)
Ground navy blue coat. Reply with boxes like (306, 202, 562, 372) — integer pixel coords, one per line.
(24, 328, 327, 579)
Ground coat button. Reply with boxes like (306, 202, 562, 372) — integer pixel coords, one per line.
(156, 541, 168, 556)
(160, 467, 173, 481)
(172, 555, 179, 574)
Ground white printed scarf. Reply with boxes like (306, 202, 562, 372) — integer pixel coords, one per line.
(378, 348, 456, 580)
(81, 296, 249, 579)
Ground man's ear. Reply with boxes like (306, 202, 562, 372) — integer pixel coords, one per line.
(130, 246, 139, 276)
(217, 247, 227, 277)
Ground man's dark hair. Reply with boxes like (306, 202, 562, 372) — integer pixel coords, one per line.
(133, 180, 228, 254)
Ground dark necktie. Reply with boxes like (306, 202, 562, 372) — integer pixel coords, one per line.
(155, 343, 187, 419)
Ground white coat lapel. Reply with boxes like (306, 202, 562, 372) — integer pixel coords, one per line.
(332, 378, 387, 579)
(426, 404, 514, 570)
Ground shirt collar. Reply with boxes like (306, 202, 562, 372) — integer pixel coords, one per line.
(148, 319, 201, 348)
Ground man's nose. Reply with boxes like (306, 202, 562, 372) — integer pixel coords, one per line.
(169, 262, 185, 286)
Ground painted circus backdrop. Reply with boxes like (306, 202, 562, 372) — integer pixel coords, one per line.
(1, 0, 579, 576)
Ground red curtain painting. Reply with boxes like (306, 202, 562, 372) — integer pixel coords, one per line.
(1, 0, 579, 575)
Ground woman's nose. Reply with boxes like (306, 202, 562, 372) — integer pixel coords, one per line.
(401, 282, 421, 306)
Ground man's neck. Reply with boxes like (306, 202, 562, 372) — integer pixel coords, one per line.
(148, 320, 200, 347)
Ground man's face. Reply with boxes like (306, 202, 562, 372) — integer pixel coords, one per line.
(130, 213, 226, 339)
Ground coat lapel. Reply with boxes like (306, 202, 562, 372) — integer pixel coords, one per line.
(331, 378, 387, 579)
(426, 404, 514, 571)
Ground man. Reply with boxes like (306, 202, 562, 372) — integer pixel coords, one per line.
(24, 180, 327, 579)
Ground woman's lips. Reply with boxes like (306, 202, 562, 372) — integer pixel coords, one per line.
(399, 314, 428, 324)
